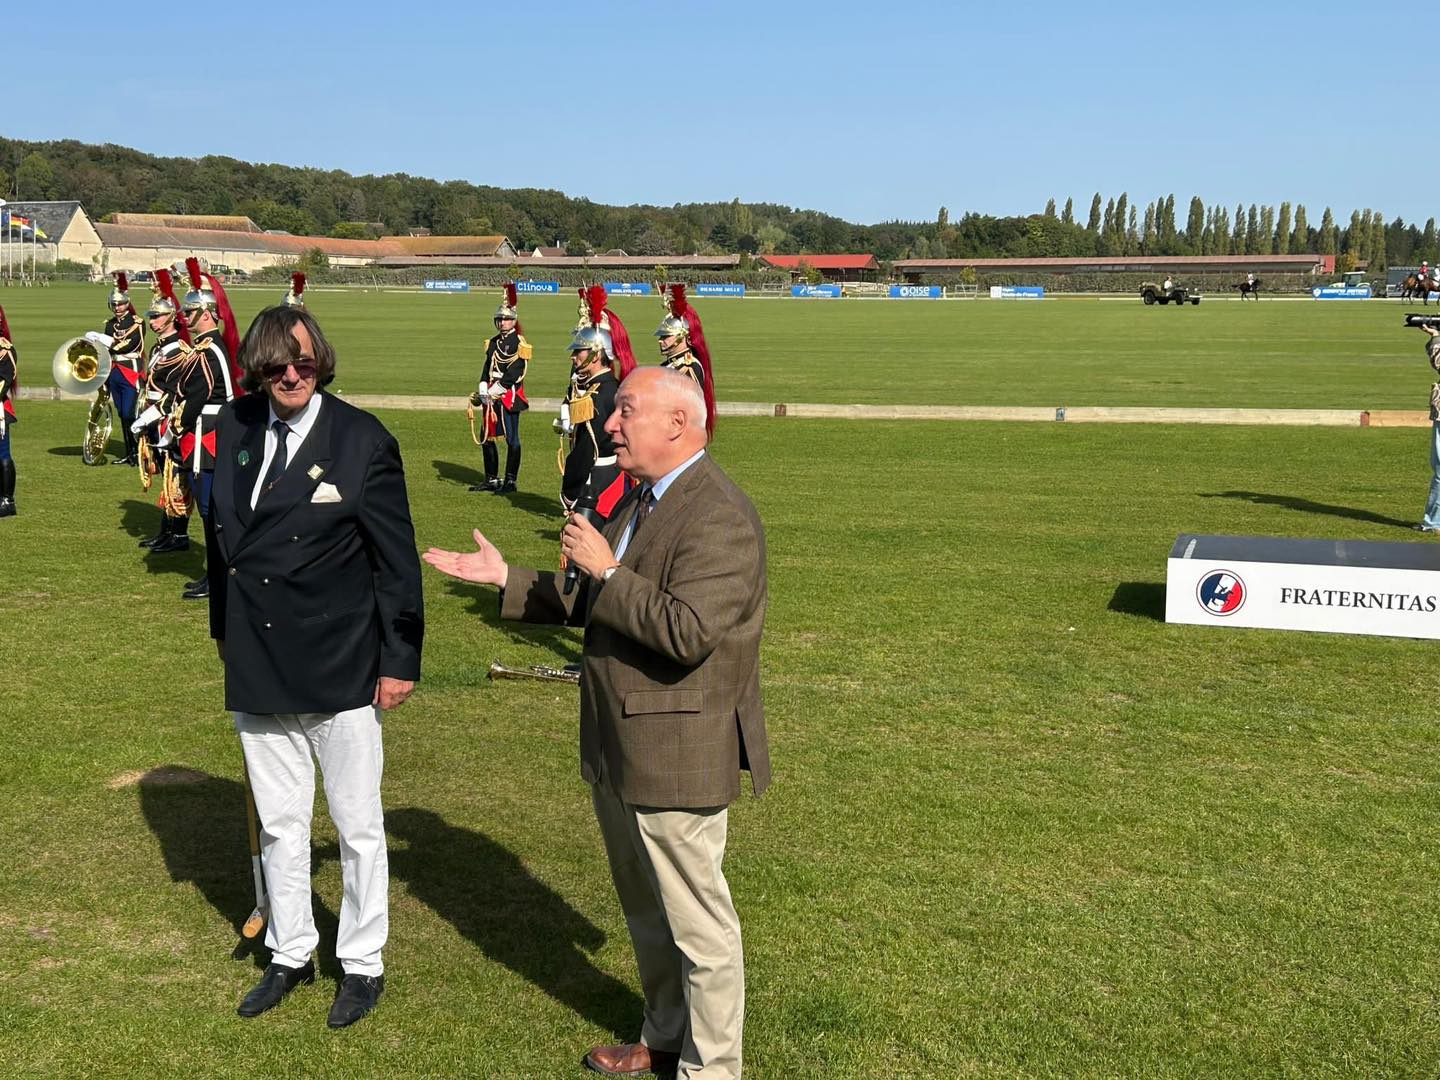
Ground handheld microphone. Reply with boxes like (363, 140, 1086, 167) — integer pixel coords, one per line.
(563, 478, 602, 595)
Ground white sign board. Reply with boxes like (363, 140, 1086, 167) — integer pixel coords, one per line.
(1165, 534, 1440, 640)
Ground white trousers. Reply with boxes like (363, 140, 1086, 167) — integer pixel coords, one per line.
(235, 706, 388, 976)
(592, 778, 745, 1080)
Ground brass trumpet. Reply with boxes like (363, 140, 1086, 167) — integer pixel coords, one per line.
(488, 660, 580, 684)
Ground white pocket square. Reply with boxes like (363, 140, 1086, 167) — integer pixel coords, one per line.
(310, 482, 342, 504)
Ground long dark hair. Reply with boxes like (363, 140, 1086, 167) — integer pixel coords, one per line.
(237, 306, 337, 394)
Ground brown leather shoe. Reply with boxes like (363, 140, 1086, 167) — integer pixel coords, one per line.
(583, 1041, 680, 1076)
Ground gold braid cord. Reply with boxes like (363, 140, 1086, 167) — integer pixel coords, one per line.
(466, 403, 482, 446)
(160, 456, 189, 518)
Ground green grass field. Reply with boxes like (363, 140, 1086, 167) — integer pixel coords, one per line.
(4, 294, 1440, 1077)
(0, 282, 1432, 408)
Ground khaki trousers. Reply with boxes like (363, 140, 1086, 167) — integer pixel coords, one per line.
(591, 777, 745, 1080)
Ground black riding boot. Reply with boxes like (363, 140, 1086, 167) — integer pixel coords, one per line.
(0, 458, 15, 517)
(152, 515, 190, 553)
(496, 444, 520, 494)
(139, 514, 169, 548)
(471, 443, 501, 492)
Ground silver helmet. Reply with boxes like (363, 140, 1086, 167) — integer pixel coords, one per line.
(145, 292, 177, 318)
(654, 313, 688, 341)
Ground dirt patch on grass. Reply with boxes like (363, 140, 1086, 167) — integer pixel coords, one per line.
(107, 765, 209, 790)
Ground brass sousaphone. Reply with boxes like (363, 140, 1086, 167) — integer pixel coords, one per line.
(53, 336, 114, 464)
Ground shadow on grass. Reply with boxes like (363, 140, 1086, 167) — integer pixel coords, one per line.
(118, 498, 207, 581)
(444, 580, 583, 665)
(433, 456, 488, 489)
(1108, 582, 1166, 621)
(387, 807, 640, 1039)
(137, 766, 341, 978)
(1199, 490, 1412, 530)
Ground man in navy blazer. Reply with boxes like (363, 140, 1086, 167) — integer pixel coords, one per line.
(206, 306, 423, 1029)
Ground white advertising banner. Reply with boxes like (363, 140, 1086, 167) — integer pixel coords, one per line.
(1165, 535, 1440, 640)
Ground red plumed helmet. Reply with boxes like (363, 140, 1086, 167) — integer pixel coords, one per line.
(115, 272, 129, 293)
(292, 272, 306, 297)
(185, 256, 204, 293)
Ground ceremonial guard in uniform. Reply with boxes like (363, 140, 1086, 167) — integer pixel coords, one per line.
(467, 283, 530, 494)
(655, 283, 718, 437)
(559, 284, 636, 519)
(283, 271, 306, 308)
(172, 257, 243, 599)
(101, 274, 145, 465)
(132, 270, 192, 552)
(0, 306, 19, 518)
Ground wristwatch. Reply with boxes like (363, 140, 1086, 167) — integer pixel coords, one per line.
(601, 565, 620, 582)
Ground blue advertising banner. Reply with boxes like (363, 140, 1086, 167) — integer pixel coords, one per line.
(791, 284, 842, 298)
(1311, 285, 1372, 300)
(516, 280, 560, 294)
(423, 280, 469, 292)
(989, 285, 1045, 299)
(889, 285, 943, 299)
(604, 282, 653, 296)
(696, 283, 746, 297)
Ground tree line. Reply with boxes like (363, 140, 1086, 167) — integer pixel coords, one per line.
(2, 139, 1435, 269)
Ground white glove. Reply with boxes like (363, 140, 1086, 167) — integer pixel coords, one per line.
(131, 403, 163, 433)
(475, 381, 490, 399)
(84, 331, 115, 349)
(488, 384, 506, 400)
(156, 431, 175, 449)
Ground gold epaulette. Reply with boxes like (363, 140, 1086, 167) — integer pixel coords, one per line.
(569, 390, 596, 427)
(518, 338, 533, 361)
(0, 337, 10, 350)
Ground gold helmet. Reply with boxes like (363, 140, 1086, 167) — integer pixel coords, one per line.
(181, 257, 218, 315)
(145, 268, 179, 318)
(494, 282, 519, 324)
(655, 283, 690, 341)
(109, 272, 132, 310)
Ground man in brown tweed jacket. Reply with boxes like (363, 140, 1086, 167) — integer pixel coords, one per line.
(425, 367, 769, 1079)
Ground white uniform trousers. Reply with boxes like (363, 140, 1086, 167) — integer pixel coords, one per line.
(235, 705, 388, 977)
(591, 776, 745, 1080)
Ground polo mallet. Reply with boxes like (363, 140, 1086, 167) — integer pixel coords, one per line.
(240, 758, 269, 940)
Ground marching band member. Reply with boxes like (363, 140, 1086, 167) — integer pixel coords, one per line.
(283, 271, 306, 308)
(173, 257, 243, 599)
(102, 274, 145, 465)
(0, 306, 19, 518)
(133, 270, 191, 552)
(468, 283, 530, 495)
(560, 285, 633, 520)
(655, 283, 717, 437)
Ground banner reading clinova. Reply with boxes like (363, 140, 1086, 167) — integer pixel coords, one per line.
(1165, 534, 1440, 640)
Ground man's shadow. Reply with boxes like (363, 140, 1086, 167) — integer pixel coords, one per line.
(387, 807, 640, 1039)
(137, 766, 341, 977)
(445, 580, 583, 665)
(432, 458, 561, 521)
(1199, 491, 1413, 530)
(118, 497, 208, 581)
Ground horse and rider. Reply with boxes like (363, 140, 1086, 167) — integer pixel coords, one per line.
(1403, 261, 1439, 305)
(1233, 272, 1262, 300)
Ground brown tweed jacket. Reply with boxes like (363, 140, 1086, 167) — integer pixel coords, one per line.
(501, 453, 770, 808)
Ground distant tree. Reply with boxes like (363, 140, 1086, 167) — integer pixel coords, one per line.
(1043, 198, 1056, 218)
(298, 248, 330, 273)
(798, 259, 823, 284)
(1345, 209, 1364, 259)
(1232, 204, 1248, 255)
(1423, 217, 1438, 259)
(1114, 193, 1129, 253)
(0, 166, 10, 199)
(1246, 205, 1260, 254)
(632, 226, 673, 256)
(1061, 197, 1074, 225)
(565, 238, 592, 257)
(1127, 204, 1139, 255)
(708, 220, 735, 249)
(1370, 211, 1387, 270)
(1291, 204, 1308, 252)
(329, 222, 369, 240)
(1212, 205, 1230, 255)
(1101, 197, 1116, 253)
(1159, 195, 1177, 251)
(1185, 196, 1204, 251)
(1318, 207, 1338, 254)
(938, 206, 949, 229)
(1087, 192, 1102, 233)
(1142, 202, 1156, 252)
(1258, 205, 1274, 255)
(1335, 251, 1355, 274)
(1276, 202, 1291, 254)
(16, 152, 57, 199)
(912, 235, 931, 258)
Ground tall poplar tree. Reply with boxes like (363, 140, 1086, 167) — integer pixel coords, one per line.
(1087, 193, 1102, 233)
(1062, 197, 1074, 225)
(1259, 205, 1275, 254)
(1292, 204, 1309, 252)
(1233, 203, 1246, 254)
(1044, 198, 1057, 218)
(1142, 203, 1156, 252)
(1319, 207, 1338, 254)
(1276, 202, 1292, 254)
(1186, 196, 1204, 253)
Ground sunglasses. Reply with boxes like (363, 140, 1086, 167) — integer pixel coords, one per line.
(261, 358, 318, 382)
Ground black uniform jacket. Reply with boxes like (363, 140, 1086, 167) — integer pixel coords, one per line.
(205, 391, 424, 714)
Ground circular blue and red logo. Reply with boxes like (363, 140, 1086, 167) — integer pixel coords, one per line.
(1196, 569, 1246, 616)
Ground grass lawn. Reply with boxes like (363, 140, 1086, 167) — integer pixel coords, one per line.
(1, 283, 1433, 408)
(3, 398, 1440, 1078)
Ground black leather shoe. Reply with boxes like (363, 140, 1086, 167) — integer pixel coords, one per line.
(327, 973, 384, 1029)
(110, 455, 137, 466)
(182, 580, 210, 600)
(494, 479, 516, 495)
(184, 575, 206, 590)
(138, 532, 165, 548)
(237, 960, 315, 1018)
(0, 499, 14, 519)
(149, 534, 190, 553)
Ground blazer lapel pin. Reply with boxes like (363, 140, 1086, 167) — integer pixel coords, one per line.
(237, 449, 250, 467)
(308, 465, 324, 480)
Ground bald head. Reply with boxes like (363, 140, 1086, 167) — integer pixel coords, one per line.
(605, 366, 709, 483)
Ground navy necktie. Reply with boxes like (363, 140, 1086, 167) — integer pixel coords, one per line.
(261, 419, 291, 494)
(630, 487, 655, 538)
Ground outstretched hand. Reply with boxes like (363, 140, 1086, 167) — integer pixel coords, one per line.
(423, 529, 510, 589)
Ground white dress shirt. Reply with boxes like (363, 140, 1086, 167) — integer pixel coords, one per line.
(250, 393, 324, 510)
(613, 448, 706, 560)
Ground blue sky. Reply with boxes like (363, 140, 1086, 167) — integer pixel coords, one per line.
(9, 1, 1428, 227)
